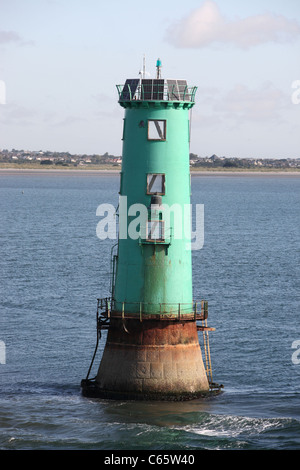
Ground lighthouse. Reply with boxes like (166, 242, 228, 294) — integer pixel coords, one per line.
(81, 60, 221, 400)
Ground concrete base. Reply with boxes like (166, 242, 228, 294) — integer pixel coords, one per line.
(82, 318, 211, 400)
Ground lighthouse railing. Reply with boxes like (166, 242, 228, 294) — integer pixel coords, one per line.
(116, 83, 197, 103)
(97, 298, 208, 321)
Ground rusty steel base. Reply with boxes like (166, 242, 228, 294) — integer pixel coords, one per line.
(80, 381, 222, 401)
(81, 318, 219, 401)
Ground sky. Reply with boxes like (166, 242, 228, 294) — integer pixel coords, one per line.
(0, 0, 299, 158)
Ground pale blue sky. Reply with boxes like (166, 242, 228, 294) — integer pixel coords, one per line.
(0, 0, 299, 158)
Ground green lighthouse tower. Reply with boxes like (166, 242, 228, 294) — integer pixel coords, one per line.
(82, 60, 220, 400)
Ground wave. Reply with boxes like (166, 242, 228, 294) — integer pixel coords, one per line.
(174, 412, 300, 449)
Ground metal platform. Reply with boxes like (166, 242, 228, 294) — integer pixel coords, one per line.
(82, 297, 222, 394)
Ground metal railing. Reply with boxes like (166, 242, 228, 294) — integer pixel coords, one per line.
(116, 83, 197, 103)
(97, 297, 208, 322)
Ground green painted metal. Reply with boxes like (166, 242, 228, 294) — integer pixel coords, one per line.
(113, 83, 197, 316)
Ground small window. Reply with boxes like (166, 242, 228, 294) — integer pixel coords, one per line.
(119, 171, 123, 195)
(147, 173, 165, 195)
(122, 118, 126, 140)
(148, 120, 166, 140)
(147, 220, 165, 242)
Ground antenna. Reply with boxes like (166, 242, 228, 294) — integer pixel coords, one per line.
(139, 54, 150, 79)
(156, 58, 162, 79)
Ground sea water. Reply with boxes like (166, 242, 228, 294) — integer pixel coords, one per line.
(0, 171, 299, 450)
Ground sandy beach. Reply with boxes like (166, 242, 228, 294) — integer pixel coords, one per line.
(0, 167, 300, 177)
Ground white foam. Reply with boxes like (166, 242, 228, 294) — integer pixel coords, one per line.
(176, 414, 287, 439)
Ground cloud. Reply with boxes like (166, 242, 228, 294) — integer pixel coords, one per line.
(0, 30, 34, 47)
(0, 30, 22, 45)
(52, 115, 88, 127)
(213, 82, 288, 122)
(0, 102, 37, 126)
(192, 81, 289, 133)
(166, 1, 300, 49)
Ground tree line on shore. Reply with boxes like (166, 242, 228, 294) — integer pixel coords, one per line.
(0, 149, 299, 170)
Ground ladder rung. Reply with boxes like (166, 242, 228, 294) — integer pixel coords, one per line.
(200, 318, 213, 385)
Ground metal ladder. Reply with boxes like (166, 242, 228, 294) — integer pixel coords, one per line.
(201, 317, 213, 386)
(196, 301, 215, 387)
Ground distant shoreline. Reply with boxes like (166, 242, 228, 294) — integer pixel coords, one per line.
(0, 167, 300, 177)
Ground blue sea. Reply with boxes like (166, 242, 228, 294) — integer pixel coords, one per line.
(0, 170, 299, 452)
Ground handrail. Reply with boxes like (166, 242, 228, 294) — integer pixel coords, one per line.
(97, 297, 208, 321)
(116, 83, 197, 103)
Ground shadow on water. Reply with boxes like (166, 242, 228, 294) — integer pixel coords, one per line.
(80, 392, 300, 450)
(88, 395, 223, 428)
